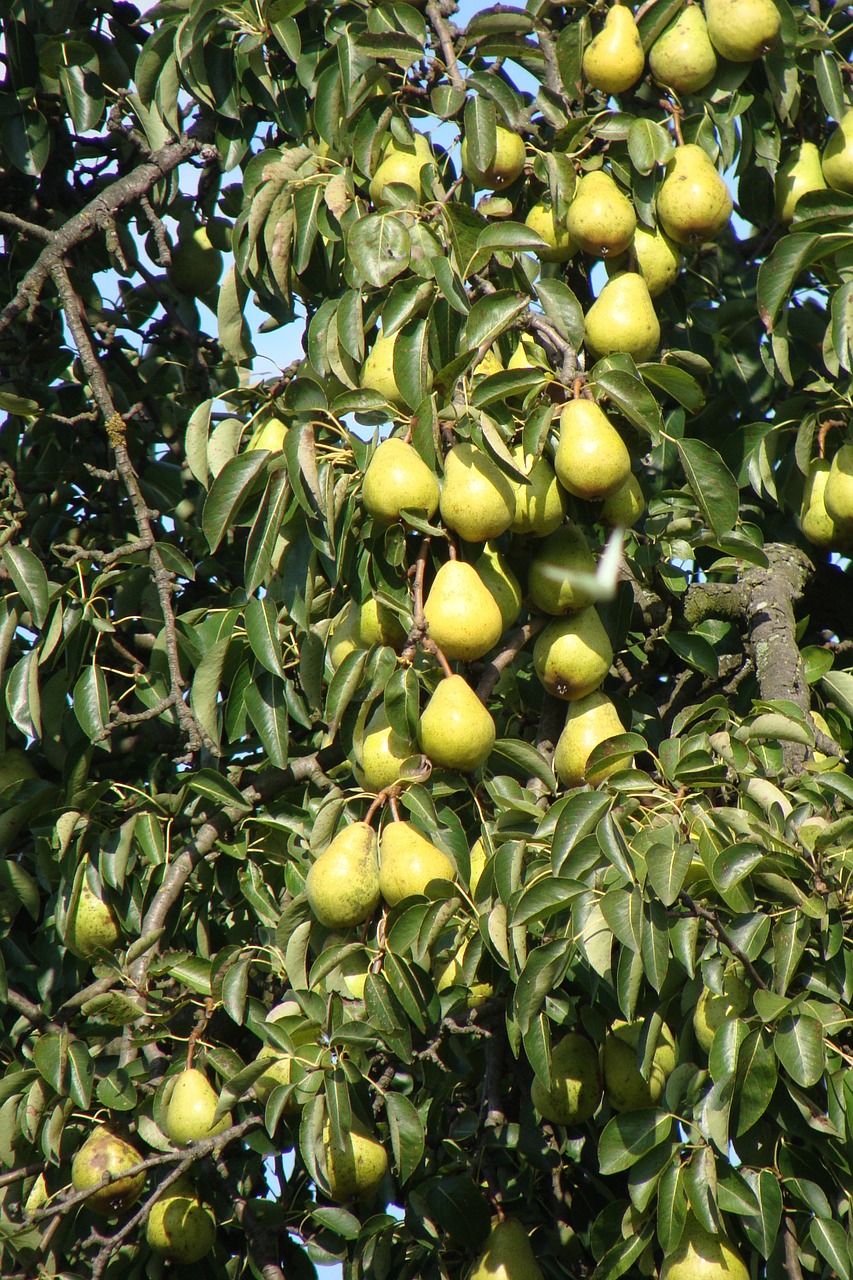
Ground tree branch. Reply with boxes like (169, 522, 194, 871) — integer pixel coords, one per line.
(426, 2, 466, 91)
(476, 616, 547, 702)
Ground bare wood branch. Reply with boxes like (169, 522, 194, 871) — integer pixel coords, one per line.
(476, 616, 548, 702)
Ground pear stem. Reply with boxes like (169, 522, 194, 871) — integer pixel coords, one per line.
(817, 417, 846, 459)
(185, 996, 215, 1069)
(388, 794, 402, 822)
(425, 639, 455, 680)
(365, 783, 402, 825)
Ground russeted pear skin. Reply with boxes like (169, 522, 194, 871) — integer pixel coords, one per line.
(324, 1124, 388, 1202)
(649, 7, 717, 94)
(146, 1175, 217, 1263)
(378, 821, 455, 905)
(474, 543, 523, 629)
(440, 443, 516, 541)
(469, 1219, 544, 1280)
(584, 274, 660, 363)
(533, 609, 614, 701)
(362, 438, 440, 524)
(528, 524, 597, 615)
(510, 449, 567, 536)
(824, 444, 853, 527)
(657, 144, 733, 244)
(423, 560, 504, 660)
(801, 459, 849, 549)
(306, 822, 381, 929)
(566, 172, 637, 257)
(71, 1129, 145, 1215)
(822, 111, 853, 194)
(531, 1034, 603, 1124)
(555, 401, 631, 500)
(660, 1217, 750, 1280)
(418, 675, 496, 771)
(554, 692, 628, 786)
(775, 142, 826, 223)
(165, 1068, 232, 1145)
(600, 474, 645, 528)
(704, 0, 780, 62)
(602, 1020, 676, 1111)
(583, 6, 645, 95)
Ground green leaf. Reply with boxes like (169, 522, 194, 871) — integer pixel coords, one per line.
(347, 213, 412, 287)
(810, 1218, 852, 1280)
(657, 1161, 687, 1254)
(245, 469, 292, 594)
(551, 792, 611, 875)
(73, 665, 109, 747)
(830, 278, 853, 373)
(513, 939, 572, 1034)
(245, 596, 286, 678)
(641, 364, 706, 412)
(675, 439, 739, 537)
(599, 1109, 673, 1174)
(460, 290, 529, 352)
(774, 1014, 825, 1087)
(590, 368, 663, 442)
(664, 632, 719, 678)
(186, 769, 251, 811)
(511, 875, 581, 927)
(202, 451, 269, 553)
(733, 1028, 777, 1136)
(491, 738, 556, 792)
(3, 109, 50, 175)
(535, 278, 585, 350)
(757, 232, 853, 333)
(627, 119, 672, 174)
(385, 1092, 424, 1184)
(822, 670, 853, 718)
(1, 546, 50, 628)
(462, 94, 496, 184)
(244, 672, 290, 769)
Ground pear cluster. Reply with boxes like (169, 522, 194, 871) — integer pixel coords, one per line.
(801, 448, 853, 553)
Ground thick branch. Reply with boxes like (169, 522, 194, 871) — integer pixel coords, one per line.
(476, 616, 547, 702)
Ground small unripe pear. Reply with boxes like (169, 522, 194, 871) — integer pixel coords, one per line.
(418, 676, 496, 771)
(800, 459, 850, 550)
(693, 972, 750, 1052)
(583, 6, 645, 95)
(554, 692, 630, 785)
(247, 417, 287, 452)
(473, 543, 523, 629)
(165, 1068, 232, 1146)
(72, 1129, 145, 1215)
(358, 707, 415, 791)
(629, 225, 682, 297)
(306, 823, 381, 929)
(362, 437, 440, 522)
(567, 171, 637, 257)
(67, 878, 121, 960)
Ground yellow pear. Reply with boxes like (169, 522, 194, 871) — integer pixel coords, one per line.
(531, 1033, 603, 1125)
(358, 706, 415, 791)
(657, 144, 733, 244)
(566, 171, 637, 257)
(584, 272, 660, 363)
(146, 1175, 217, 1263)
(359, 598, 408, 649)
(418, 675, 496, 771)
(424, 560, 504, 661)
(306, 822, 381, 929)
(435, 938, 493, 1005)
(340, 951, 371, 999)
(555, 400, 632, 500)
(800, 459, 850, 549)
(775, 142, 826, 223)
(169, 226, 222, 295)
(524, 200, 576, 261)
(583, 5, 645, 95)
(253, 1044, 299, 1106)
(247, 417, 287, 452)
(554, 692, 629, 785)
(378, 821, 455, 905)
(469, 837, 488, 892)
(461, 126, 526, 189)
(71, 1128, 144, 1216)
(600, 473, 645, 528)
(472, 345, 505, 378)
(822, 110, 853, 194)
(693, 972, 749, 1052)
(705, 0, 780, 61)
(649, 7, 717, 94)
(602, 1019, 676, 1111)
(362, 437, 440, 523)
(528, 524, 597, 615)
(165, 1068, 232, 1145)
(439, 443, 516, 541)
(533, 609, 614, 701)
(508, 336, 549, 371)
(369, 132, 432, 206)
(509, 448, 567, 536)
(811, 710, 845, 771)
(470, 1219, 544, 1280)
(661, 1217, 749, 1280)
(323, 1124, 388, 1202)
(473, 543, 523, 629)
(630, 225, 682, 297)
(67, 878, 121, 961)
(823, 444, 853, 528)
(362, 330, 433, 408)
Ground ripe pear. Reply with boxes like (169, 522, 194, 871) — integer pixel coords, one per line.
(470, 1218, 544, 1280)
(528, 524, 597, 615)
(67, 878, 121, 961)
(362, 331, 433, 408)
(165, 1068, 232, 1145)
(600, 473, 645, 528)
(473, 346, 504, 378)
(800, 459, 845, 549)
(469, 836, 488, 892)
(775, 142, 826, 223)
(369, 132, 432, 206)
(649, 7, 717, 94)
(531, 1033, 603, 1125)
(822, 111, 853, 194)
(602, 1019, 676, 1111)
(146, 1175, 217, 1263)
(566, 171, 637, 257)
(363, 437, 440, 522)
(435, 938, 493, 1005)
(306, 822, 381, 929)
(439, 443, 516, 541)
(323, 1123, 388, 1202)
(657, 144, 733, 245)
(533, 609, 614, 701)
(823, 444, 853, 528)
(169, 226, 222, 295)
(693, 972, 749, 1052)
(358, 706, 415, 791)
(661, 1216, 749, 1280)
(247, 417, 287, 452)
(811, 710, 845, 771)
(524, 200, 576, 261)
(424, 560, 504, 661)
(72, 1128, 144, 1216)
(418, 675, 496, 771)
(359, 598, 408, 649)
(508, 336, 548, 371)
(509, 448, 567, 536)
(554, 692, 629, 785)
(704, 0, 780, 62)
(584, 273, 660, 363)
(473, 543, 523, 629)
(629, 224, 682, 297)
(555, 400, 632, 500)
(461, 126, 526, 190)
(583, 5, 645, 95)
(378, 821, 455, 905)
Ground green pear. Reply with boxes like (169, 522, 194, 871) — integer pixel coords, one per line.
(435, 937, 494, 1005)
(693, 972, 750, 1052)
(253, 1044, 299, 1106)
(583, 5, 645, 95)
(657, 144, 733, 244)
(602, 1019, 676, 1111)
(533, 609, 614, 701)
(775, 142, 826, 223)
(362, 331, 434, 408)
(369, 132, 432, 206)
(423, 560, 504, 660)
(439, 443, 516, 541)
(362, 437, 440, 523)
(705, 0, 780, 61)
(661, 1216, 749, 1280)
(359, 598, 408, 649)
(306, 822, 381, 929)
(600, 473, 645, 528)
(72, 1128, 144, 1216)
(169, 226, 222, 295)
(67, 877, 121, 960)
(146, 1175, 217, 1263)
(554, 691, 629, 786)
(823, 111, 853, 193)
(378, 821, 455, 905)
(649, 7, 717, 94)
(473, 543, 523, 629)
(247, 417, 287, 452)
(531, 1033, 603, 1125)
(165, 1068, 232, 1145)
(418, 675, 496, 771)
(584, 272, 660, 363)
(509, 448, 567, 536)
(323, 1123, 388, 1202)
(555, 400, 632, 500)
(358, 706, 416, 791)
(629, 224, 682, 297)
(800, 459, 850, 549)
(470, 1219, 544, 1280)
(566, 171, 637, 257)
(528, 524, 597, 615)
(524, 199, 576, 261)
(824, 444, 853, 528)
(461, 126, 526, 190)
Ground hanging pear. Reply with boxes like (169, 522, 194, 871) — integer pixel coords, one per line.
(165, 1068, 232, 1145)
(533, 609, 614, 701)
(661, 1216, 749, 1280)
(531, 1034, 602, 1124)
(306, 822, 381, 929)
(71, 1129, 145, 1215)
(555, 400, 632, 500)
(418, 675, 495, 771)
(649, 7, 717, 94)
(509, 447, 567, 536)
(775, 142, 826, 223)
(524, 199, 576, 261)
(473, 543, 523, 629)
(423, 560, 504, 660)
(823, 444, 853, 529)
(527, 524, 597, 615)
(584, 273, 660, 363)
(583, 6, 645, 95)
(553, 691, 630, 786)
(362, 438, 440, 524)
(358, 705, 415, 791)
(800, 459, 849, 550)
(628, 225, 682, 297)
(704, 0, 780, 62)
(323, 1124, 389, 1202)
(656, 144, 733, 244)
(600, 473, 646, 528)
(378, 821, 455, 905)
(566, 171, 637, 257)
(439, 443, 516, 541)
(461, 126, 526, 190)
(470, 1219, 544, 1280)
(823, 111, 853, 194)
(369, 132, 433, 206)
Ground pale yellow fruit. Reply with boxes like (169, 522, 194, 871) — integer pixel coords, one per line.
(323, 1125, 388, 1202)
(528, 523, 597, 615)
(253, 1045, 298, 1105)
(657, 144, 733, 245)
(67, 879, 121, 961)
(423, 560, 504, 661)
(146, 1176, 216, 1263)
(359, 598, 408, 649)
(584, 273, 660, 363)
(306, 822, 381, 929)
(531, 1034, 602, 1124)
(165, 1068, 232, 1145)
(524, 200, 576, 261)
(533, 610, 614, 702)
(823, 110, 853, 194)
(508, 336, 549, 371)
(823, 444, 853, 528)
(704, 0, 780, 62)
(369, 133, 432, 205)
(775, 142, 826, 224)
(473, 543, 523, 630)
(358, 707, 415, 791)
(567, 171, 636, 258)
(362, 331, 434, 408)
(554, 692, 628, 786)
(378, 821, 455, 905)
(72, 1129, 144, 1216)
(583, 5, 645, 95)
(169, 227, 222, 295)
(600, 474, 645, 528)
(602, 1019, 676, 1111)
(693, 973, 749, 1052)
(439, 443, 516, 541)
(555, 400, 631, 500)
(630, 225, 682, 297)
(811, 710, 845, 770)
(509, 448, 567, 536)
(800, 460, 848, 550)
(247, 417, 287, 451)
(469, 837, 488, 892)
(649, 7, 717, 94)
(461, 127, 526, 190)
(470, 1219, 544, 1280)
(418, 675, 496, 772)
(661, 1217, 749, 1280)
(473, 346, 504, 378)
(341, 952, 371, 999)
(362, 437, 440, 523)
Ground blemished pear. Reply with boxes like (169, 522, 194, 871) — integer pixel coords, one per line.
(649, 7, 717, 94)
(528, 524, 597, 615)
(418, 675, 496, 771)
(369, 132, 432, 205)
(661, 1216, 749, 1280)
(423, 560, 504, 660)
(775, 142, 826, 223)
(306, 822, 381, 929)
(67, 879, 121, 960)
(600, 473, 645, 528)
(567, 171, 637, 257)
(71, 1129, 145, 1215)
(584, 273, 660, 363)
(439, 443, 516, 541)
(378, 821, 455, 905)
(165, 1068, 232, 1145)
(555, 400, 631, 500)
(693, 972, 750, 1052)
(583, 6, 645, 95)
(704, 0, 780, 61)
(509, 448, 567, 536)
(657, 144, 733, 244)
(461, 126, 526, 189)
(801, 459, 850, 549)
(822, 111, 853, 193)
(531, 1033, 603, 1124)
(630, 224, 682, 297)
(524, 200, 576, 261)
(324, 1124, 388, 1202)
(602, 1019, 676, 1111)
(554, 691, 629, 786)
(533, 609, 614, 701)
(362, 437, 440, 524)
(470, 1219, 544, 1280)
(358, 706, 415, 791)
(146, 1176, 217, 1263)
(823, 444, 853, 528)
(473, 543, 523, 629)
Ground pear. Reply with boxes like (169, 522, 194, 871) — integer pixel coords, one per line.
(473, 345, 504, 378)
(358, 706, 415, 791)
(584, 273, 660, 363)
(169, 226, 222, 295)
(461, 126, 526, 190)
(165, 1068, 232, 1145)
(555, 400, 632, 500)
(800, 459, 850, 549)
(524, 200, 576, 261)
(811, 710, 845, 771)
(71, 1128, 144, 1216)
(0, 748, 37, 794)
(822, 111, 853, 194)
(583, 5, 645, 95)
(473, 543, 523, 629)
(328, 606, 362, 668)
(602, 1019, 676, 1111)
(508, 336, 549, 371)
(146, 1175, 217, 1263)
(435, 938, 493, 1005)
(630, 224, 682, 297)
(253, 1044, 299, 1106)
(470, 1219, 544, 1280)
(775, 142, 826, 223)
(600, 473, 645, 528)
(657, 144, 733, 244)
(247, 417, 287, 452)
(649, 7, 717, 94)
(369, 132, 432, 206)
(418, 675, 496, 771)
(439, 443, 516, 541)
(469, 836, 488, 892)
(306, 822, 381, 929)
(423, 560, 504, 661)
(378, 821, 455, 905)
(661, 1216, 749, 1280)
(362, 331, 434, 408)
(531, 1033, 603, 1124)
(533, 609, 614, 701)
(362, 437, 440, 523)
(824, 444, 853, 529)
(528, 524, 597, 615)
(566, 171, 637, 257)
(693, 971, 750, 1052)
(67, 878, 121, 960)
(359, 598, 408, 649)
(323, 1123, 388, 1202)
(554, 691, 629, 786)
(509, 448, 567, 536)
(705, 0, 780, 62)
